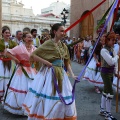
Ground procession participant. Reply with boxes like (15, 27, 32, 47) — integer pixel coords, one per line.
(76, 39, 83, 64)
(23, 23, 77, 120)
(88, 40, 95, 60)
(100, 33, 106, 47)
(113, 33, 120, 55)
(0, 29, 17, 101)
(83, 42, 103, 93)
(31, 29, 41, 48)
(83, 35, 91, 64)
(4, 32, 37, 115)
(13, 30, 23, 45)
(113, 73, 120, 93)
(66, 37, 73, 60)
(99, 32, 119, 120)
(73, 38, 78, 62)
(40, 36, 45, 44)
(83, 33, 106, 92)
(80, 47, 85, 65)
(113, 34, 120, 93)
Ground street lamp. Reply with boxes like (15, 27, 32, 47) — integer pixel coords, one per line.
(61, 8, 69, 27)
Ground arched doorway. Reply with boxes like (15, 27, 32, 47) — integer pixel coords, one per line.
(2, 26, 10, 31)
(80, 10, 94, 38)
(23, 27, 31, 32)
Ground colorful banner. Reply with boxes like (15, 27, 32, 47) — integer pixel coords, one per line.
(77, 0, 118, 81)
(110, 0, 120, 31)
(65, 0, 106, 33)
(95, 1, 115, 31)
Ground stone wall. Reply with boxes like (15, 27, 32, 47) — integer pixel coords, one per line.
(70, 0, 109, 38)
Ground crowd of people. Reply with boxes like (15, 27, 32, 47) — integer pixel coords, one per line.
(83, 32, 120, 120)
(0, 23, 120, 120)
(0, 23, 77, 120)
(63, 35, 95, 65)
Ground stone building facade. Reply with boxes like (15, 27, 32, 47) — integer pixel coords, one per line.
(2, 0, 70, 36)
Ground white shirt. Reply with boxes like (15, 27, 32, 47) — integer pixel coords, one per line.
(66, 39, 73, 45)
(114, 43, 119, 54)
(101, 48, 119, 74)
(13, 38, 23, 45)
(33, 38, 37, 46)
(83, 40, 91, 48)
(81, 49, 85, 56)
(32, 38, 41, 47)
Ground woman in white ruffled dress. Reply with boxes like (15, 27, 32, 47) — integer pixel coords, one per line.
(0, 29, 17, 101)
(22, 23, 77, 120)
(3, 32, 37, 115)
(83, 34, 106, 93)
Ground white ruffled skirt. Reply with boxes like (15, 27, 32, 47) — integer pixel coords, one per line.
(0, 60, 12, 97)
(113, 75, 120, 93)
(22, 67, 77, 120)
(83, 58, 104, 87)
(4, 65, 36, 115)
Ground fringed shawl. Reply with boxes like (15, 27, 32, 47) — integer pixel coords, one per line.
(0, 39, 17, 71)
(31, 40, 70, 94)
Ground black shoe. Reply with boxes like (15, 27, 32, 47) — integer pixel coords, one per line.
(105, 113, 117, 120)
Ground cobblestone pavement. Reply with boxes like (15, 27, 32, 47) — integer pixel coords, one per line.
(0, 62, 120, 120)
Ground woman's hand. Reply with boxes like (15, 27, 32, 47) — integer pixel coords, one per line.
(115, 74, 120, 79)
(96, 62, 101, 67)
(72, 75, 79, 81)
(14, 58, 20, 64)
(117, 51, 120, 56)
(45, 61, 52, 68)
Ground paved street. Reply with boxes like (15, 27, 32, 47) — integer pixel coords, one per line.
(0, 62, 120, 120)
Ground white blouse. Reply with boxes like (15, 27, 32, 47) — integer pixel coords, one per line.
(101, 48, 119, 74)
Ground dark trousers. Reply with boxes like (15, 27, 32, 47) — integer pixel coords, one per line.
(68, 47, 72, 60)
(101, 72, 113, 95)
(84, 49, 89, 64)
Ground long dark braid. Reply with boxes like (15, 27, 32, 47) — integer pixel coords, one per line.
(94, 42, 102, 75)
(3, 61, 11, 73)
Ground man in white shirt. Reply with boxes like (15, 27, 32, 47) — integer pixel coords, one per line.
(83, 37, 92, 48)
(66, 37, 73, 45)
(13, 30, 23, 45)
(83, 36, 92, 64)
(31, 29, 41, 48)
(65, 37, 73, 60)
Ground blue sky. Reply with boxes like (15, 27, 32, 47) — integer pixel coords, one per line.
(17, 0, 70, 15)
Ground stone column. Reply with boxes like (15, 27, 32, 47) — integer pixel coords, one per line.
(0, 0, 2, 37)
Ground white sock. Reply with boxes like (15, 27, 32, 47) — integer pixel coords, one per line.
(106, 98, 112, 113)
(100, 95, 106, 110)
